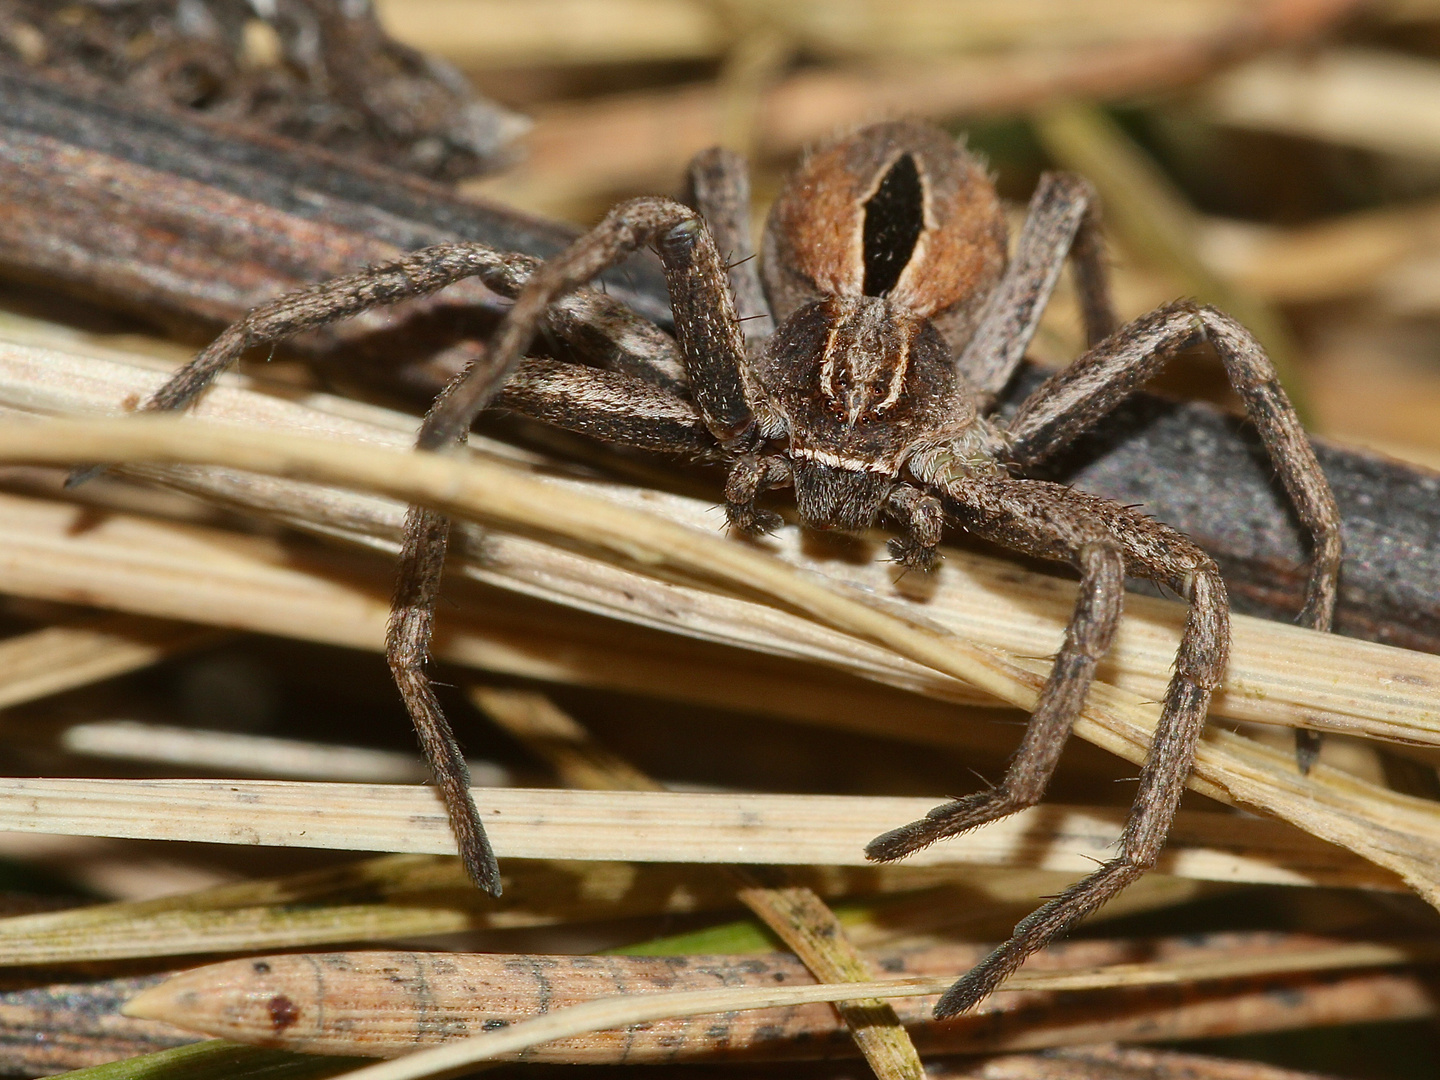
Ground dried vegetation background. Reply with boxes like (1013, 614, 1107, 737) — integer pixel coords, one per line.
(4, 1, 1440, 1079)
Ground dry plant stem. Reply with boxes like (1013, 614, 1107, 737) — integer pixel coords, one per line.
(0, 613, 217, 711)
(0, 417, 1435, 904)
(122, 933, 1438, 1062)
(319, 937, 1440, 1080)
(0, 487, 1029, 759)
(0, 857, 1000, 967)
(0, 778, 1397, 889)
(9, 478, 1431, 758)
(474, 688, 924, 1080)
(49, 719, 449, 783)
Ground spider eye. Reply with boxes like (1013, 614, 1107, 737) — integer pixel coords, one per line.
(862, 153, 924, 297)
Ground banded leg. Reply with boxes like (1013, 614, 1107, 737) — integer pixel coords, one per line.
(868, 478, 1124, 859)
(498, 359, 710, 454)
(125, 242, 688, 416)
(392, 357, 716, 894)
(1006, 301, 1342, 767)
(134, 244, 539, 415)
(400, 198, 751, 890)
(871, 478, 1229, 1018)
(959, 173, 1115, 405)
(422, 196, 754, 450)
(937, 515, 1229, 1017)
(688, 147, 775, 342)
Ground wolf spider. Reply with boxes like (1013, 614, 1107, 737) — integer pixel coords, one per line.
(112, 120, 1341, 1017)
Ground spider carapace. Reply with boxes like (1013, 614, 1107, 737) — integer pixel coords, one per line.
(119, 119, 1342, 1018)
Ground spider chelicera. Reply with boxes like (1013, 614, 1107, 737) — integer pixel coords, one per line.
(111, 119, 1341, 1017)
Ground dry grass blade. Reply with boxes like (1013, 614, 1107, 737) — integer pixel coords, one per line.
(328, 939, 1440, 1080)
(51, 720, 442, 783)
(0, 778, 1402, 889)
(0, 905, 489, 967)
(0, 415, 1437, 908)
(0, 853, 997, 967)
(476, 688, 925, 1080)
(4, 342, 1433, 748)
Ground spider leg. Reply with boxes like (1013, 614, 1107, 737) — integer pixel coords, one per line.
(542, 289, 689, 390)
(392, 356, 719, 896)
(391, 198, 751, 891)
(868, 478, 1123, 859)
(871, 477, 1227, 1019)
(1004, 301, 1341, 767)
(134, 244, 539, 415)
(498, 359, 712, 453)
(883, 484, 945, 571)
(688, 147, 775, 342)
(724, 454, 791, 534)
(958, 173, 1115, 406)
(421, 195, 754, 451)
(95, 240, 688, 426)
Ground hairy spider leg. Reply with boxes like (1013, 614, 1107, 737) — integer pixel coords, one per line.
(1006, 301, 1342, 768)
(958, 172, 1115, 405)
(396, 196, 752, 890)
(870, 477, 1227, 1018)
(688, 147, 776, 342)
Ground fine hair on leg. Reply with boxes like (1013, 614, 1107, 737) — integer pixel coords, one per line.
(867, 480, 1125, 861)
(935, 553, 1228, 1016)
(1004, 300, 1341, 770)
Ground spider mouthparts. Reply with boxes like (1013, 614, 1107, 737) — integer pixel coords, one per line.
(792, 458, 891, 532)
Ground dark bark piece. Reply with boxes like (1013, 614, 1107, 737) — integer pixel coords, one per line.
(0, 66, 670, 329)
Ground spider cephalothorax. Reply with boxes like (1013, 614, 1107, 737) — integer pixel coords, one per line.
(118, 118, 1342, 1019)
(733, 125, 1012, 541)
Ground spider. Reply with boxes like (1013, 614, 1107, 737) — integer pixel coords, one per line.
(108, 119, 1342, 1018)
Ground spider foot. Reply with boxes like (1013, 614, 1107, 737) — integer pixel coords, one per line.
(865, 791, 1014, 862)
(887, 536, 939, 572)
(933, 947, 1015, 1019)
(727, 503, 783, 535)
